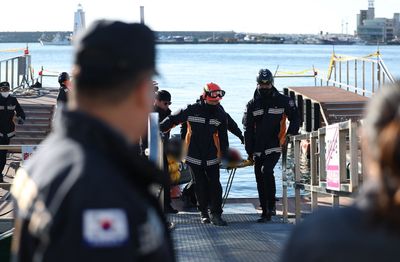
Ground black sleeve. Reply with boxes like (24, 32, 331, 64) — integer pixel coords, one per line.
(15, 98, 25, 120)
(285, 97, 300, 136)
(218, 115, 229, 159)
(226, 113, 244, 143)
(242, 102, 255, 155)
(57, 88, 68, 103)
(160, 106, 190, 133)
(180, 122, 187, 140)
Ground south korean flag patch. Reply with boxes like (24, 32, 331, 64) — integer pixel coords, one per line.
(83, 208, 129, 247)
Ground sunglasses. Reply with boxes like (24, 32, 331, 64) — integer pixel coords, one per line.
(207, 90, 226, 98)
(163, 101, 171, 106)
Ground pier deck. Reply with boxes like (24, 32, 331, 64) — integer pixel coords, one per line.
(286, 86, 369, 129)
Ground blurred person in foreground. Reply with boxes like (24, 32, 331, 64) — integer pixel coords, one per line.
(10, 20, 175, 261)
(281, 82, 400, 262)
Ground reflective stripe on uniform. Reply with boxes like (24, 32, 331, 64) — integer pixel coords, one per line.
(188, 116, 206, 124)
(252, 109, 264, 116)
(268, 108, 284, 114)
(0, 131, 16, 138)
(265, 147, 282, 155)
(0, 106, 4, 110)
(209, 119, 221, 127)
(7, 105, 16, 110)
(206, 158, 220, 166)
(185, 156, 202, 165)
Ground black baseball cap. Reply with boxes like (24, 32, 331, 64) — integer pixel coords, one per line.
(156, 90, 171, 102)
(0, 82, 10, 90)
(74, 20, 156, 89)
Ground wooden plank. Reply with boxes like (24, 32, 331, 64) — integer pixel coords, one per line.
(287, 86, 369, 103)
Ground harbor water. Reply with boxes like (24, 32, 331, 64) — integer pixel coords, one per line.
(1, 43, 400, 198)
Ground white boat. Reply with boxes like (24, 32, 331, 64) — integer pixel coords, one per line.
(39, 33, 71, 46)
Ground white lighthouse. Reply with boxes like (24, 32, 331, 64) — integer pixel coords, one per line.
(74, 4, 86, 36)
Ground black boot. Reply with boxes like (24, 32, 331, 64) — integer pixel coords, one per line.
(210, 215, 227, 226)
(257, 212, 271, 223)
(201, 213, 210, 224)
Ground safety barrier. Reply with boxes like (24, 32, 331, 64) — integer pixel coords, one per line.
(275, 51, 395, 97)
(282, 120, 362, 223)
(319, 51, 394, 96)
(0, 51, 32, 91)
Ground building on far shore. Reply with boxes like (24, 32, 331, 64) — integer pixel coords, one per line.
(357, 0, 400, 43)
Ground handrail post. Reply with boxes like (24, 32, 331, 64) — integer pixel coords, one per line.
(349, 120, 359, 192)
(310, 133, 318, 211)
(148, 112, 164, 209)
(294, 138, 302, 223)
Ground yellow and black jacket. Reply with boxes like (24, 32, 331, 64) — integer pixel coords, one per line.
(160, 100, 229, 167)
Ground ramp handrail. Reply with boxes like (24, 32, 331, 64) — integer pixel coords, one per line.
(0, 53, 33, 91)
(282, 120, 362, 223)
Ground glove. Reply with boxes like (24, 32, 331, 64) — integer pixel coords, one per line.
(17, 117, 24, 125)
(247, 154, 254, 163)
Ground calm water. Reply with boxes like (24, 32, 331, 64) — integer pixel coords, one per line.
(1, 43, 400, 198)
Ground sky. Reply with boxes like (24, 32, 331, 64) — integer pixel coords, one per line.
(2, 0, 400, 34)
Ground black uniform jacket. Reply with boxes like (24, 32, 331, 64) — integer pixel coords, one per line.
(0, 95, 25, 135)
(11, 110, 175, 262)
(160, 100, 229, 167)
(181, 98, 243, 143)
(56, 85, 68, 104)
(242, 87, 299, 157)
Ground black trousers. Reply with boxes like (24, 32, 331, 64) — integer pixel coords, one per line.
(0, 136, 10, 177)
(254, 152, 281, 214)
(190, 164, 223, 216)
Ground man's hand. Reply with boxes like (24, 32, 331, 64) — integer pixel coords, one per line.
(17, 117, 24, 125)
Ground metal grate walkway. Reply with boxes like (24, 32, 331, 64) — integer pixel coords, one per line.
(169, 213, 294, 262)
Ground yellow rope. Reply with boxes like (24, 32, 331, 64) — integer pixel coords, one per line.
(0, 48, 25, 53)
(276, 68, 317, 76)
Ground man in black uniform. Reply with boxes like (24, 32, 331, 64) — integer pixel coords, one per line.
(154, 90, 178, 214)
(243, 69, 299, 222)
(11, 20, 175, 261)
(160, 82, 229, 226)
(56, 72, 70, 104)
(0, 81, 25, 182)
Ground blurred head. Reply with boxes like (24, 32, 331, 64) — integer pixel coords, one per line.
(58, 72, 70, 87)
(202, 82, 225, 105)
(362, 81, 400, 227)
(72, 20, 156, 143)
(257, 69, 274, 97)
(155, 90, 171, 111)
(0, 81, 10, 92)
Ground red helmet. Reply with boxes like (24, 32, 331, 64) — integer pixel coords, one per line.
(202, 82, 225, 102)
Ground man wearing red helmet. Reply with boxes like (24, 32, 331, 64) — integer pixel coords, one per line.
(243, 69, 300, 223)
(160, 82, 229, 226)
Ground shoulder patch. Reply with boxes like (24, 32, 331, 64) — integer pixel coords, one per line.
(83, 208, 129, 247)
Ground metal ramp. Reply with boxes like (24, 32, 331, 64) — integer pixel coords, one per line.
(169, 212, 293, 262)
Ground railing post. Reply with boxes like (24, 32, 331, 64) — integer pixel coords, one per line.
(294, 138, 302, 223)
(305, 99, 312, 132)
(372, 63, 375, 93)
(297, 95, 304, 128)
(318, 129, 326, 182)
(310, 133, 318, 211)
(354, 60, 357, 94)
(349, 120, 359, 192)
(313, 103, 321, 131)
(346, 60, 349, 91)
(148, 112, 164, 209)
(362, 61, 365, 96)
